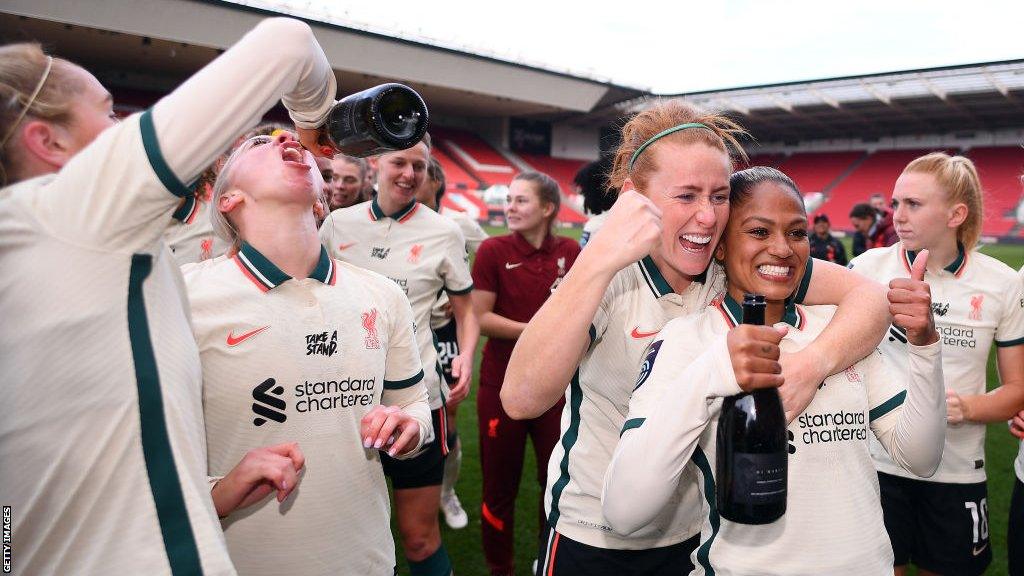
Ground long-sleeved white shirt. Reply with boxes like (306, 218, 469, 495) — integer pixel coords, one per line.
(0, 17, 335, 575)
(603, 296, 944, 576)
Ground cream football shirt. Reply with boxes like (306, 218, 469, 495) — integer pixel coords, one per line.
(0, 113, 235, 576)
(430, 208, 487, 330)
(545, 257, 732, 549)
(183, 243, 429, 576)
(1012, 265, 1024, 482)
(165, 191, 231, 265)
(0, 17, 336, 575)
(850, 243, 1024, 483)
(611, 297, 938, 576)
(320, 198, 474, 409)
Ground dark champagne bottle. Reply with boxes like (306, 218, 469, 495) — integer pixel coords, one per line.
(326, 83, 429, 158)
(715, 293, 788, 524)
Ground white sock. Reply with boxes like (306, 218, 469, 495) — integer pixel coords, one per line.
(442, 437, 462, 498)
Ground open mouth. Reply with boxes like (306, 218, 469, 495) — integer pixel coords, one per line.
(756, 264, 794, 281)
(280, 145, 306, 166)
(679, 233, 712, 253)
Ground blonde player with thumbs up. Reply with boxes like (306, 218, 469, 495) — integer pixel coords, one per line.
(849, 152, 1024, 576)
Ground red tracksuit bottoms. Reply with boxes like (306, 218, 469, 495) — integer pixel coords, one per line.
(477, 384, 564, 575)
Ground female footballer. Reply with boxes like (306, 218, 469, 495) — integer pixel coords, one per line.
(471, 171, 580, 575)
(0, 18, 336, 574)
(183, 130, 431, 576)
(320, 137, 480, 576)
(849, 152, 1024, 576)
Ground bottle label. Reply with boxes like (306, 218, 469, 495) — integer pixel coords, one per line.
(731, 452, 787, 504)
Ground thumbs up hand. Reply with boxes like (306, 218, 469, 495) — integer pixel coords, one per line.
(887, 249, 939, 346)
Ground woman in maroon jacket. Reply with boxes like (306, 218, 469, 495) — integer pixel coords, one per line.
(472, 171, 581, 576)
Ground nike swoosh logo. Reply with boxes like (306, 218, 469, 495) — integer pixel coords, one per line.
(505, 262, 522, 269)
(973, 542, 989, 556)
(227, 326, 270, 346)
(338, 242, 356, 251)
(630, 327, 659, 339)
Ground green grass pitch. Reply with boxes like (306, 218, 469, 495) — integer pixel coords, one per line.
(395, 226, 1023, 575)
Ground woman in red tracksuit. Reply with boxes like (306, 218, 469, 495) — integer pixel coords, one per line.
(472, 171, 581, 576)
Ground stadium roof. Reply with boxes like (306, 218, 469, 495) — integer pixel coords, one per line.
(0, 0, 648, 119)
(607, 60, 1024, 142)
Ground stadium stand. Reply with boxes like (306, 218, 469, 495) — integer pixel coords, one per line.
(743, 153, 786, 168)
(518, 153, 588, 196)
(432, 147, 482, 191)
(966, 146, 1024, 237)
(778, 151, 864, 194)
(432, 126, 518, 186)
(813, 149, 940, 230)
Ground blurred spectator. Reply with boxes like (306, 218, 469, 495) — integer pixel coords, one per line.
(574, 154, 617, 248)
(849, 202, 897, 256)
(809, 214, 847, 265)
(869, 192, 889, 218)
(364, 157, 378, 199)
(329, 154, 367, 211)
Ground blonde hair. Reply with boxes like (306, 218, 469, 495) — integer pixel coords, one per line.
(211, 135, 327, 249)
(609, 100, 748, 194)
(902, 152, 984, 251)
(210, 136, 262, 250)
(0, 43, 84, 185)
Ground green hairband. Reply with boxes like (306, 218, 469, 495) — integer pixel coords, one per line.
(628, 122, 711, 172)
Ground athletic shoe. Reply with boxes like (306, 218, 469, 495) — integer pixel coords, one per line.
(441, 491, 468, 529)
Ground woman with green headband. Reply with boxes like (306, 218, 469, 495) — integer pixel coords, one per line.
(502, 100, 892, 575)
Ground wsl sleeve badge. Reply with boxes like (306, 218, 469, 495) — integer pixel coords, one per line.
(634, 340, 663, 391)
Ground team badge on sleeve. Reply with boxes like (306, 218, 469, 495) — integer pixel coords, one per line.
(634, 340, 663, 391)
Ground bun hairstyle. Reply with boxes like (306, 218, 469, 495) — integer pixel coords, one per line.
(902, 152, 984, 251)
(729, 166, 804, 211)
(609, 100, 749, 195)
(0, 43, 83, 185)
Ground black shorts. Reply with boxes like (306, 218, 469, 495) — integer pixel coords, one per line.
(535, 525, 698, 576)
(878, 472, 991, 575)
(1009, 477, 1024, 576)
(381, 406, 449, 489)
(433, 319, 459, 386)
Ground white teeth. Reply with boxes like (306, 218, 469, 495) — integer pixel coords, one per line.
(282, 148, 303, 162)
(758, 264, 791, 277)
(681, 234, 711, 245)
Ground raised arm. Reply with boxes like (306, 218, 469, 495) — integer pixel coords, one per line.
(48, 17, 335, 251)
(501, 191, 661, 420)
(153, 17, 335, 181)
(779, 259, 890, 422)
(872, 251, 944, 477)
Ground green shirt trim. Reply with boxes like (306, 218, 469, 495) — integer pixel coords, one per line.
(139, 109, 191, 198)
(127, 254, 204, 575)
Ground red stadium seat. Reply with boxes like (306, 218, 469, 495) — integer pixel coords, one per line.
(518, 153, 588, 197)
(432, 126, 517, 186)
(818, 149, 937, 232)
(432, 147, 481, 190)
(965, 146, 1024, 237)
